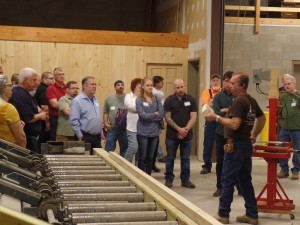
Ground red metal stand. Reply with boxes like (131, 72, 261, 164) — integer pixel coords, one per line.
(253, 143, 295, 219)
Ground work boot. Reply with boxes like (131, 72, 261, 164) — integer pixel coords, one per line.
(157, 156, 166, 163)
(200, 167, 211, 174)
(165, 180, 173, 188)
(277, 170, 289, 178)
(152, 165, 160, 173)
(181, 180, 196, 188)
(214, 215, 229, 224)
(291, 172, 299, 180)
(213, 189, 221, 197)
(236, 214, 258, 225)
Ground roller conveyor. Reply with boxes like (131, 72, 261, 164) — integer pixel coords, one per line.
(0, 140, 222, 225)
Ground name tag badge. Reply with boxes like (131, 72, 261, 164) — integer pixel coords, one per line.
(110, 106, 116, 110)
(184, 101, 191, 106)
(143, 102, 149, 107)
(95, 103, 99, 107)
(291, 102, 296, 107)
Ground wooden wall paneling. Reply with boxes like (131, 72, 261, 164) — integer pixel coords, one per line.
(0, 41, 15, 76)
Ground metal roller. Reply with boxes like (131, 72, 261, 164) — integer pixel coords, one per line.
(67, 211, 166, 224)
(59, 186, 137, 194)
(61, 193, 144, 202)
(52, 170, 116, 175)
(44, 155, 98, 158)
(46, 161, 106, 166)
(77, 222, 178, 225)
(45, 157, 102, 161)
(65, 202, 156, 214)
(54, 174, 122, 181)
(56, 180, 130, 188)
(49, 165, 112, 171)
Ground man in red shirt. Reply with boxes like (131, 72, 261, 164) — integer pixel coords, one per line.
(46, 67, 67, 141)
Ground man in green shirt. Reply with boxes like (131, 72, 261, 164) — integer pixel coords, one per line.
(56, 81, 79, 141)
(103, 80, 128, 157)
(277, 75, 300, 180)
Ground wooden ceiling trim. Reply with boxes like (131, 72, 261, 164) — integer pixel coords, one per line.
(0, 25, 188, 48)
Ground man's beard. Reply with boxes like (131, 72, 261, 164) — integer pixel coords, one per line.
(212, 86, 220, 91)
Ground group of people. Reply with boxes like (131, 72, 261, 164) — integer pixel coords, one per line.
(1, 65, 299, 225)
(0, 66, 197, 188)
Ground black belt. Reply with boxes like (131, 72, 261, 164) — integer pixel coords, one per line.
(81, 130, 100, 137)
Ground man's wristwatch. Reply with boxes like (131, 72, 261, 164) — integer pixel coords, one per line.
(216, 115, 220, 123)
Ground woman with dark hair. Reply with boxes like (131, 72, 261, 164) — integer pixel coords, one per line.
(136, 78, 164, 175)
(0, 75, 26, 147)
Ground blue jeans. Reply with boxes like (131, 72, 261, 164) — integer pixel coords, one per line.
(215, 133, 226, 189)
(165, 138, 192, 182)
(137, 135, 158, 175)
(105, 128, 128, 157)
(124, 130, 138, 164)
(279, 129, 300, 173)
(219, 139, 258, 219)
(202, 120, 216, 170)
(157, 144, 165, 159)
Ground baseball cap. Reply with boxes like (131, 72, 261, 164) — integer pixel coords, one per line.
(114, 80, 124, 86)
(211, 74, 221, 80)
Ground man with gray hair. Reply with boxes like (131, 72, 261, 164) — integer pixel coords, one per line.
(9, 67, 46, 152)
(277, 75, 300, 180)
(70, 76, 104, 154)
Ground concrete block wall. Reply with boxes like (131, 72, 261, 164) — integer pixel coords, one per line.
(224, 24, 300, 111)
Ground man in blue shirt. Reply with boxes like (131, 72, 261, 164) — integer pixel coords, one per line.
(70, 76, 104, 154)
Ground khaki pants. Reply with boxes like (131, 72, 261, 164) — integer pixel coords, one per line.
(56, 135, 77, 142)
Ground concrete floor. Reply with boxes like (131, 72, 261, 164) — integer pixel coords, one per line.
(152, 156, 299, 225)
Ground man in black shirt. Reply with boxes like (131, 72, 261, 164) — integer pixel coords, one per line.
(164, 79, 197, 189)
(34, 71, 54, 152)
(10, 67, 46, 153)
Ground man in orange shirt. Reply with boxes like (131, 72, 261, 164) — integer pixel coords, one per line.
(200, 74, 222, 174)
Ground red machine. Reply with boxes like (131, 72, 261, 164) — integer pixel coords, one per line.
(253, 142, 295, 219)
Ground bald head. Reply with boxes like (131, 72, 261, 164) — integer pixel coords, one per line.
(173, 79, 185, 97)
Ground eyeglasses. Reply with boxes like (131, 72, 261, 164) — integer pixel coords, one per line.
(4, 83, 12, 87)
(69, 87, 80, 90)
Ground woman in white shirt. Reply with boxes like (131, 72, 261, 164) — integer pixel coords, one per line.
(124, 78, 142, 164)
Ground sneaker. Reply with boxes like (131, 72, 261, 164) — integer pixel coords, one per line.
(157, 156, 166, 163)
(200, 167, 211, 174)
(277, 170, 289, 178)
(291, 172, 299, 180)
(165, 180, 173, 188)
(214, 215, 229, 224)
(236, 214, 258, 225)
(152, 165, 160, 173)
(213, 189, 221, 197)
(181, 180, 196, 189)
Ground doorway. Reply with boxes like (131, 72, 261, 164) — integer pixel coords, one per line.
(187, 59, 200, 156)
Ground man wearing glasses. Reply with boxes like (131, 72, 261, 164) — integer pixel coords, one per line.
(56, 81, 79, 141)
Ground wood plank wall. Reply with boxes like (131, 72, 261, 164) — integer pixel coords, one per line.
(0, 26, 188, 105)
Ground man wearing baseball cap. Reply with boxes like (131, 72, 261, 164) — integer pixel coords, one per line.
(200, 74, 222, 174)
(103, 80, 128, 157)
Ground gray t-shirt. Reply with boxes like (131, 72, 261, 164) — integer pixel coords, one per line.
(103, 94, 125, 127)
